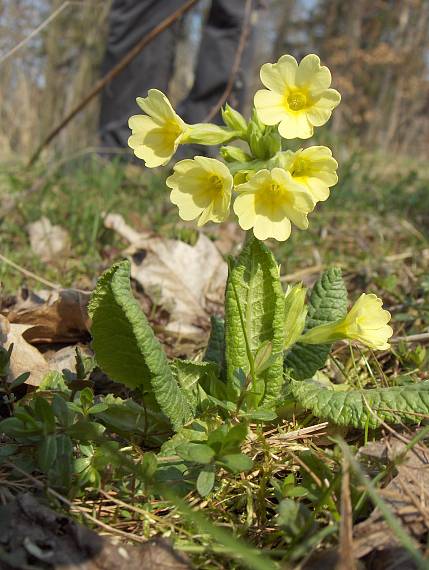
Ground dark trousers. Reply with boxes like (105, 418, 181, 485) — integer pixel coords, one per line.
(99, 0, 253, 151)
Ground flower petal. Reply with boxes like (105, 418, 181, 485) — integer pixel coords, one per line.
(260, 54, 298, 92)
(278, 112, 314, 139)
(136, 89, 178, 123)
(233, 193, 257, 230)
(253, 214, 292, 241)
(254, 90, 286, 126)
(308, 89, 341, 126)
(296, 54, 331, 91)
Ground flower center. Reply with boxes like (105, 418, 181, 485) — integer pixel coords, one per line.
(270, 182, 282, 194)
(208, 174, 223, 192)
(290, 158, 308, 178)
(287, 91, 308, 111)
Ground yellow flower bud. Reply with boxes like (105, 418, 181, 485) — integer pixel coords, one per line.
(185, 123, 237, 145)
(220, 145, 252, 163)
(300, 293, 393, 350)
(284, 283, 308, 350)
(221, 104, 247, 134)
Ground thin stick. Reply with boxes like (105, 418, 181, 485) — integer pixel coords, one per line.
(0, 253, 61, 289)
(280, 264, 324, 283)
(203, 0, 253, 122)
(28, 0, 200, 166)
(0, 1, 86, 66)
(391, 332, 429, 344)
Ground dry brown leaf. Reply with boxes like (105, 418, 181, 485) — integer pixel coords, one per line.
(4, 288, 90, 344)
(0, 315, 49, 386)
(354, 435, 429, 561)
(27, 216, 71, 263)
(105, 213, 227, 337)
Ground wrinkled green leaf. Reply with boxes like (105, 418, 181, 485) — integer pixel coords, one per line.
(290, 379, 429, 428)
(204, 316, 225, 373)
(225, 237, 285, 407)
(172, 360, 216, 414)
(285, 268, 348, 380)
(89, 260, 192, 431)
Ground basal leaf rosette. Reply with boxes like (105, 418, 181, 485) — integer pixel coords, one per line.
(300, 293, 393, 350)
(128, 89, 189, 167)
(233, 167, 315, 241)
(284, 146, 338, 203)
(254, 54, 341, 139)
(166, 157, 233, 226)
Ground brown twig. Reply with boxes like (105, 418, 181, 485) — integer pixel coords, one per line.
(28, 0, 200, 166)
(0, 253, 61, 289)
(0, 1, 87, 66)
(203, 0, 254, 122)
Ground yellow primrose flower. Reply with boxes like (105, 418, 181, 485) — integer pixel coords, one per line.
(287, 146, 338, 202)
(128, 89, 189, 167)
(166, 157, 233, 226)
(233, 168, 315, 242)
(300, 293, 393, 350)
(254, 54, 341, 139)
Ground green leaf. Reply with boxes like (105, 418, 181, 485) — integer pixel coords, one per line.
(38, 434, 58, 472)
(285, 268, 348, 380)
(89, 260, 192, 431)
(225, 236, 285, 407)
(10, 372, 30, 390)
(176, 443, 215, 465)
(204, 316, 225, 371)
(197, 465, 216, 497)
(290, 379, 429, 429)
(66, 419, 106, 441)
(38, 371, 70, 395)
(172, 360, 213, 414)
(219, 453, 253, 473)
(33, 397, 56, 433)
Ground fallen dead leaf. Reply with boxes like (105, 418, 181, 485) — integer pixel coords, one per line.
(354, 434, 429, 564)
(44, 344, 92, 376)
(105, 213, 227, 337)
(4, 288, 90, 344)
(0, 315, 50, 386)
(27, 216, 71, 263)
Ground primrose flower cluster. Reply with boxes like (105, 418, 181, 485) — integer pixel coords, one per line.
(128, 54, 340, 242)
(128, 53, 393, 351)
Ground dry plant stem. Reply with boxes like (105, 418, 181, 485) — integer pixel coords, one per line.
(0, 253, 61, 289)
(0, 1, 86, 65)
(5, 461, 146, 543)
(203, 0, 254, 122)
(28, 0, 200, 166)
(391, 332, 429, 344)
(337, 455, 356, 570)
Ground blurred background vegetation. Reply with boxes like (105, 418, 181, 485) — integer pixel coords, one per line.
(1, 0, 428, 160)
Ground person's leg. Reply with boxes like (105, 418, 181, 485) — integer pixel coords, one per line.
(99, 0, 185, 152)
(179, 0, 254, 125)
